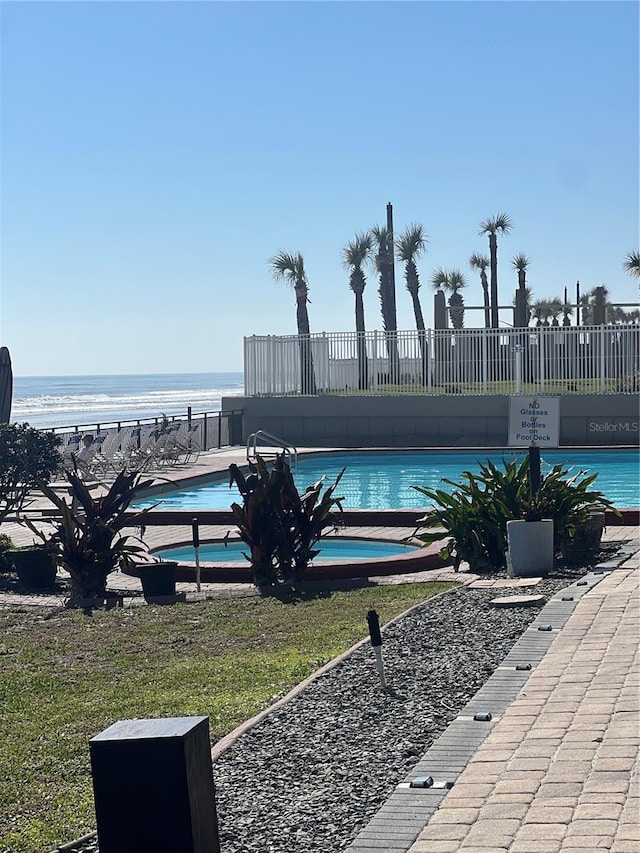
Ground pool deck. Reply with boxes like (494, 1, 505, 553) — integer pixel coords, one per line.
(2, 448, 639, 852)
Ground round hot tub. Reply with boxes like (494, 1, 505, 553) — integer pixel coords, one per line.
(154, 537, 419, 564)
(146, 536, 445, 583)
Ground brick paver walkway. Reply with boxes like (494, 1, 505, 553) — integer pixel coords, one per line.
(405, 562, 639, 853)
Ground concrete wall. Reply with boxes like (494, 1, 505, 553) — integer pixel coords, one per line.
(221, 394, 640, 447)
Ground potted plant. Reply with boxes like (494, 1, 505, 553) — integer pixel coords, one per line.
(24, 469, 154, 607)
(412, 457, 528, 571)
(562, 507, 607, 563)
(137, 559, 179, 600)
(413, 455, 618, 576)
(505, 446, 554, 578)
(505, 495, 554, 577)
(227, 453, 345, 588)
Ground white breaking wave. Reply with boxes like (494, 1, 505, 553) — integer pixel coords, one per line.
(13, 388, 244, 416)
(11, 373, 245, 429)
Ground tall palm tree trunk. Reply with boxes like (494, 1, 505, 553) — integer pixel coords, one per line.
(373, 225, 400, 385)
(295, 289, 317, 395)
(481, 270, 490, 328)
(408, 287, 428, 385)
(354, 289, 368, 390)
(381, 257, 399, 383)
(489, 233, 498, 329)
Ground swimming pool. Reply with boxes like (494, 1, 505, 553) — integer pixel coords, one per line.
(154, 537, 419, 564)
(134, 449, 639, 511)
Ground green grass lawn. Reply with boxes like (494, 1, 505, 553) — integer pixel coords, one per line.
(0, 581, 455, 853)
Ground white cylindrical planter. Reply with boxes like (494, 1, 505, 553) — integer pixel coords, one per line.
(506, 519, 554, 577)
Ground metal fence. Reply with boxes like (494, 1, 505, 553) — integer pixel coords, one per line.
(50, 408, 243, 451)
(245, 325, 640, 396)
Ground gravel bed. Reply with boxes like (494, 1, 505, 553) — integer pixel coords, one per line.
(53, 554, 618, 853)
(212, 566, 595, 853)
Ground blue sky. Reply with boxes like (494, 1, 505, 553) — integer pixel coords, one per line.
(1, 0, 638, 376)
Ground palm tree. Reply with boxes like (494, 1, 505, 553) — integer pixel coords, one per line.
(446, 270, 468, 329)
(578, 288, 594, 325)
(396, 224, 428, 327)
(511, 255, 530, 329)
(511, 253, 529, 289)
(623, 250, 640, 279)
(548, 297, 563, 327)
(371, 224, 399, 381)
(342, 232, 372, 389)
(396, 224, 429, 384)
(531, 299, 552, 327)
(592, 285, 609, 324)
(468, 252, 490, 328)
(512, 287, 533, 325)
(269, 250, 317, 394)
(479, 212, 512, 328)
(431, 268, 468, 329)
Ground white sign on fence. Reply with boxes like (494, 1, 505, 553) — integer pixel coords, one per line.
(508, 396, 560, 447)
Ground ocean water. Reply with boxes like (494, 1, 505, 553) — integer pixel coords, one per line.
(10, 372, 244, 430)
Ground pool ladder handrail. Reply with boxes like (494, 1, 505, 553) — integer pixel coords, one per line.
(246, 430, 298, 469)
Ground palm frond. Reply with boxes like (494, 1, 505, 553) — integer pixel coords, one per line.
(370, 225, 394, 257)
(511, 252, 529, 271)
(479, 212, 513, 236)
(342, 232, 372, 270)
(430, 267, 449, 290)
(447, 269, 468, 292)
(468, 252, 489, 270)
(395, 224, 428, 263)
(269, 251, 306, 285)
(623, 250, 640, 278)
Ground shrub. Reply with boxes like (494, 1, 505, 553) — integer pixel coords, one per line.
(228, 454, 345, 588)
(24, 469, 153, 604)
(0, 532, 14, 572)
(0, 423, 62, 525)
(413, 455, 618, 571)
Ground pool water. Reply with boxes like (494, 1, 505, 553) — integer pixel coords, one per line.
(154, 538, 417, 564)
(134, 449, 639, 511)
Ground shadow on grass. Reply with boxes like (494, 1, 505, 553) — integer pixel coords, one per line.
(261, 577, 379, 604)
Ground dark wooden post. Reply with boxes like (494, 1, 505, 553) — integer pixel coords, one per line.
(90, 716, 221, 853)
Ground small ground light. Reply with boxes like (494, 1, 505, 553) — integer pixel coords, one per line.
(410, 776, 434, 788)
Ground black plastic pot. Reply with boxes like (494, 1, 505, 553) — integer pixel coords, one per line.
(137, 562, 178, 598)
(10, 548, 57, 590)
